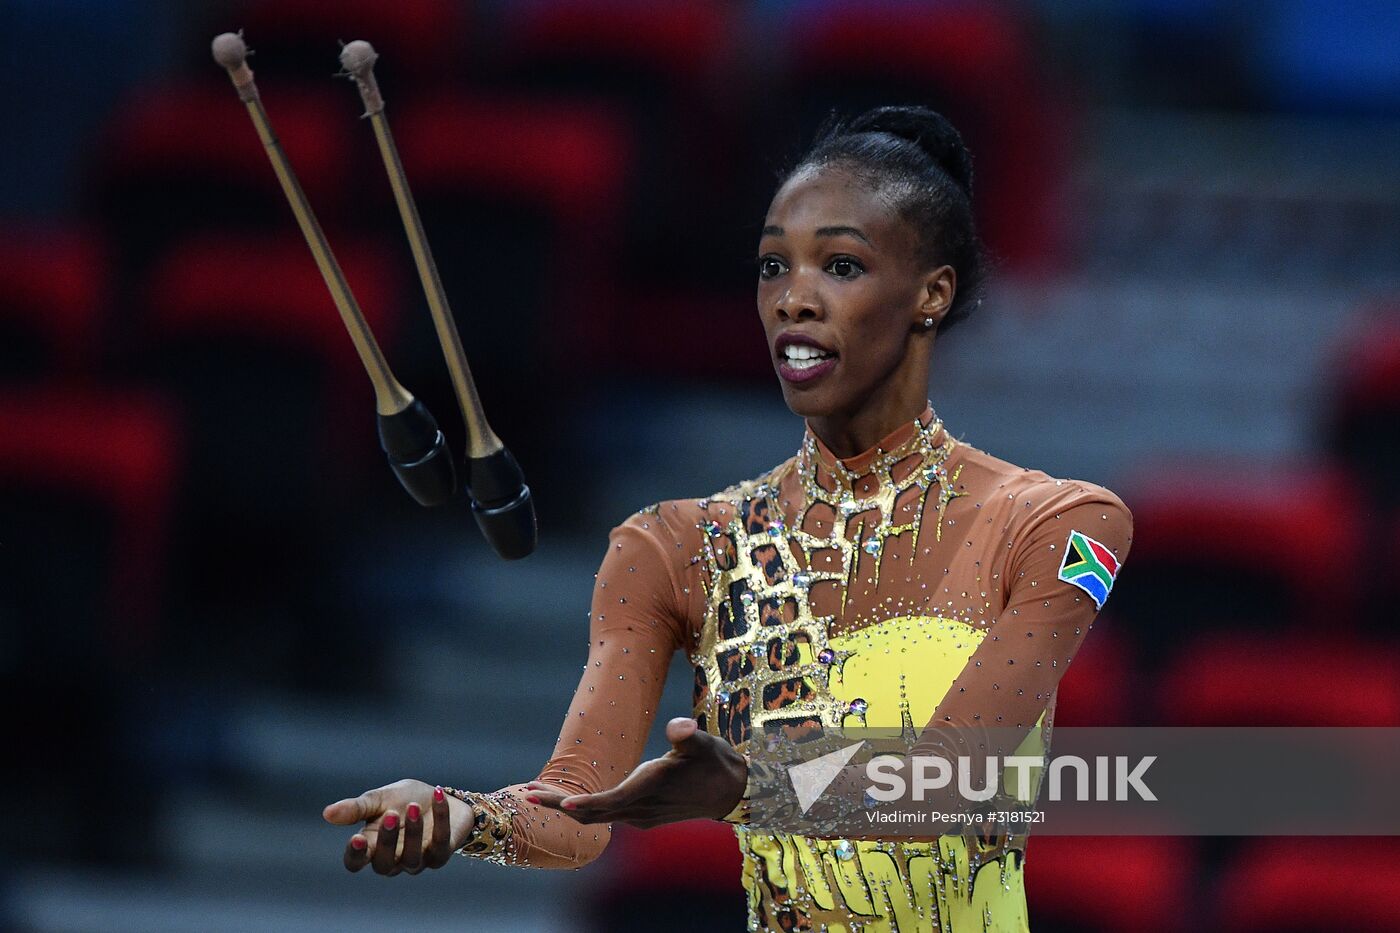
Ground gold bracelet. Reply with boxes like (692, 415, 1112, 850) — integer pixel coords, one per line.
(441, 787, 517, 865)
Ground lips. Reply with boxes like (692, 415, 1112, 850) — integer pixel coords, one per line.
(774, 331, 839, 385)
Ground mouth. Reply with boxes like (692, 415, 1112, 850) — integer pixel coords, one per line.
(775, 338, 839, 384)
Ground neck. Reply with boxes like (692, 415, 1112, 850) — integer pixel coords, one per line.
(805, 379, 930, 460)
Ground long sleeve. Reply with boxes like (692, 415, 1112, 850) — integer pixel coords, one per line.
(926, 484, 1133, 739)
(802, 483, 1133, 825)
(451, 507, 689, 869)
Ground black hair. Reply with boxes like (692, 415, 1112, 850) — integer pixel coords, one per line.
(781, 105, 989, 332)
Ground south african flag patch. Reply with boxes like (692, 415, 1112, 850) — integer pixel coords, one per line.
(1058, 531, 1120, 609)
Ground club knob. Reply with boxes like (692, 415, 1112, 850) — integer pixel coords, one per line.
(377, 399, 458, 507)
(466, 447, 538, 560)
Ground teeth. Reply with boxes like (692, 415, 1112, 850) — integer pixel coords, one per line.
(784, 344, 833, 361)
(786, 356, 829, 371)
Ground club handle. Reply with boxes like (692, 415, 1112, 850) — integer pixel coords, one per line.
(377, 399, 459, 507)
(466, 447, 537, 560)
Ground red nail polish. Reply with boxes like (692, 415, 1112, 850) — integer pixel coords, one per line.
(407, 803, 421, 821)
(562, 800, 576, 810)
(383, 813, 399, 831)
(433, 786, 445, 802)
(525, 795, 540, 805)
(351, 836, 367, 851)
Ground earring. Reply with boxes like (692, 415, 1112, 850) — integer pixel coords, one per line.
(923, 316, 935, 329)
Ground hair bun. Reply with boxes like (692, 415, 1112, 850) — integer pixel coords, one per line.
(847, 105, 973, 199)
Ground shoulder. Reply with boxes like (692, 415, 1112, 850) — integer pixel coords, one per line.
(621, 456, 798, 550)
(955, 442, 1133, 564)
(956, 441, 1131, 523)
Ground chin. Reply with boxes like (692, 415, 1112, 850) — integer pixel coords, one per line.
(777, 380, 839, 419)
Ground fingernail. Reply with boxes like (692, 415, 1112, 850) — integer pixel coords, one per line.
(525, 795, 540, 805)
(433, 786, 445, 802)
(383, 813, 399, 831)
(351, 836, 367, 851)
(407, 803, 421, 821)
(562, 800, 576, 810)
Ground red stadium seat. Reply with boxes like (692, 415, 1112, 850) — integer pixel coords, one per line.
(237, 0, 470, 81)
(1217, 838, 1400, 932)
(1051, 627, 1135, 727)
(0, 388, 182, 651)
(505, 0, 736, 87)
(1153, 633, 1400, 726)
(587, 822, 745, 930)
(397, 93, 631, 227)
(1111, 464, 1367, 652)
(782, 3, 1069, 271)
(145, 232, 398, 374)
(95, 84, 352, 214)
(139, 234, 406, 660)
(394, 92, 632, 367)
(0, 226, 108, 378)
(1326, 312, 1400, 516)
(1026, 835, 1196, 933)
(604, 821, 743, 891)
(498, 1, 756, 376)
(87, 83, 356, 294)
(142, 231, 402, 521)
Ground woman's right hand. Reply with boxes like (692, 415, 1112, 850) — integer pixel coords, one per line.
(322, 779, 473, 874)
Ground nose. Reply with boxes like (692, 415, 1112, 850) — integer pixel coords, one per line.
(775, 279, 824, 322)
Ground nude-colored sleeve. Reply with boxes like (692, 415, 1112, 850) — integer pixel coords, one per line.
(806, 485, 1134, 824)
(451, 507, 689, 869)
(919, 484, 1134, 749)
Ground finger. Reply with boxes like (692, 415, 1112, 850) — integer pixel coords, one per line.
(665, 717, 704, 754)
(424, 786, 454, 869)
(372, 810, 401, 875)
(558, 805, 616, 825)
(324, 788, 383, 825)
(526, 787, 572, 811)
(344, 833, 371, 872)
(400, 802, 425, 873)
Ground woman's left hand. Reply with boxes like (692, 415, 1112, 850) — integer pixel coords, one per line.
(526, 717, 746, 828)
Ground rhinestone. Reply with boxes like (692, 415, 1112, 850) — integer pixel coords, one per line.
(863, 538, 881, 555)
(793, 571, 812, 590)
(839, 498, 860, 515)
(848, 698, 868, 715)
(834, 840, 856, 860)
(818, 648, 836, 664)
(740, 591, 755, 605)
(767, 521, 785, 537)
(717, 690, 730, 704)
(704, 520, 723, 536)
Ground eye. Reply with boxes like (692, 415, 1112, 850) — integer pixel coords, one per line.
(757, 255, 788, 280)
(825, 256, 865, 279)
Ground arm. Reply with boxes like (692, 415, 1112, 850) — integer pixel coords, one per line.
(798, 489, 1135, 828)
(325, 509, 690, 872)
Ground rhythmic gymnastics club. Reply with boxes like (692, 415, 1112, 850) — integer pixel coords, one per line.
(336, 39, 537, 561)
(208, 32, 462, 516)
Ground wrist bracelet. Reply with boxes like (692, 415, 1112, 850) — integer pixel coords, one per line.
(441, 787, 517, 865)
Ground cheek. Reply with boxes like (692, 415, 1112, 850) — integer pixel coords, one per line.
(843, 283, 911, 363)
(756, 279, 777, 310)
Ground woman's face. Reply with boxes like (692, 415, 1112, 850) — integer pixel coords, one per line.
(757, 163, 951, 422)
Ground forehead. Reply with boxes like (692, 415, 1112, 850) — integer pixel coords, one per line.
(764, 163, 905, 243)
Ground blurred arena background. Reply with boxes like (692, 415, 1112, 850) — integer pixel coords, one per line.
(4, 1, 1400, 930)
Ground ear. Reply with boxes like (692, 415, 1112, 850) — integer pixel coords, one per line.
(916, 265, 957, 332)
